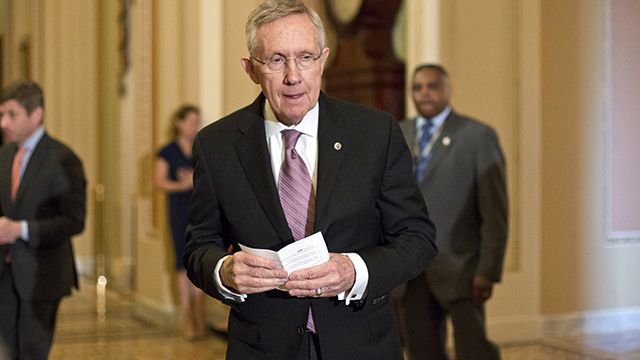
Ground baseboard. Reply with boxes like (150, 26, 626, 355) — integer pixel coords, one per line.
(488, 307, 640, 344)
(542, 307, 640, 337)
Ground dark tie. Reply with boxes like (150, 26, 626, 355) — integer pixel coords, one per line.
(277, 130, 317, 332)
(415, 119, 434, 183)
(11, 146, 26, 202)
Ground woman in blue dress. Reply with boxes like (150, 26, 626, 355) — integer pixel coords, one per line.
(153, 104, 206, 340)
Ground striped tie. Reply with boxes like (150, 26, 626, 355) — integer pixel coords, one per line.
(277, 129, 317, 332)
(415, 119, 434, 183)
(278, 130, 315, 241)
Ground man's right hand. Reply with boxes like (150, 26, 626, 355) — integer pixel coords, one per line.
(0, 217, 21, 244)
(220, 251, 289, 294)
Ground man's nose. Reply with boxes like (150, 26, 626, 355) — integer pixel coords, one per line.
(283, 61, 302, 83)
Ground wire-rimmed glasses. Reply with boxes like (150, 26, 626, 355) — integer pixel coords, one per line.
(251, 52, 322, 73)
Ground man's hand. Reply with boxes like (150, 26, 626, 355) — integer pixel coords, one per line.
(473, 275, 494, 304)
(0, 217, 21, 244)
(219, 251, 289, 294)
(285, 253, 355, 298)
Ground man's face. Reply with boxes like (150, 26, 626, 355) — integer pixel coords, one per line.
(0, 100, 42, 144)
(411, 68, 451, 119)
(242, 14, 329, 126)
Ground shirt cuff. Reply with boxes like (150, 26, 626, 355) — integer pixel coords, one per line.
(21, 221, 29, 241)
(214, 254, 247, 302)
(338, 253, 368, 305)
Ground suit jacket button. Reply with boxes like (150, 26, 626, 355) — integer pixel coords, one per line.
(297, 327, 305, 336)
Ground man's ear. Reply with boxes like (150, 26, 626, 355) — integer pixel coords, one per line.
(318, 47, 331, 76)
(31, 107, 44, 124)
(241, 58, 260, 84)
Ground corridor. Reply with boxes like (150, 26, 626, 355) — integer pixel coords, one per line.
(48, 278, 640, 360)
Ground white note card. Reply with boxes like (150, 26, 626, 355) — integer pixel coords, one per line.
(239, 232, 329, 274)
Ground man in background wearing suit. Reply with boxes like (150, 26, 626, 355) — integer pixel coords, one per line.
(0, 80, 87, 359)
(183, 1, 437, 359)
(397, 64, 508, 360)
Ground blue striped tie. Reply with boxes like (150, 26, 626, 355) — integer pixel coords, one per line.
(415, 119, 434, 183)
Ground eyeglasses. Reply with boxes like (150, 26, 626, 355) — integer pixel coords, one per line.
(251, 53, 322, 73)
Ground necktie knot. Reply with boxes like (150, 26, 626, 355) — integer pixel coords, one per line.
(419, 118, 434, 152)
(15, 146, 26, 158)
(281, 129, 302, 150)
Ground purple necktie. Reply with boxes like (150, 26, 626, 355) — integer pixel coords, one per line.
(278, 129, 317, 332)
(278, 130, 315, 241)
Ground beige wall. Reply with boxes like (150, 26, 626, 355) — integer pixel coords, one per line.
(541, 0, 640, 318)
(222, 0, 263, 114)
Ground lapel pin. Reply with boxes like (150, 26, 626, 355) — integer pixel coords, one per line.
(442, 136, 451, 147)
(334, 142, 342, 150)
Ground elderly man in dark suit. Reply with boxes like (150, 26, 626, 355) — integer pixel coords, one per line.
(0, 80, 87, 359)
(396, 63, 508, 360)
(183, 1, 437, 359)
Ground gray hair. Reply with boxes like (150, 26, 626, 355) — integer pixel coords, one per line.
(246, 0, 326, 57)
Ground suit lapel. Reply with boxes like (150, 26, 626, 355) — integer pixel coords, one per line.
(14, 134, 50, 205)
(403, 118, 418, 158)
(315, 94, 346, 230)
(234, 95, 293, 243)
(423, 112, 458, 181)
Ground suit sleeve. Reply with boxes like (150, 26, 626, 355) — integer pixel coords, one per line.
(357, 115, 437, 299)
(183, 134, 231, 302)
(475, 126, 508, 281)
(28, 148, 87, 248)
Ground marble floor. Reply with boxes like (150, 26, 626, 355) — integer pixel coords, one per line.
(48, 279, 640, 360)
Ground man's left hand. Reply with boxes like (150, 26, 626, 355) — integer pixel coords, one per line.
(285, 253, 355, 298)
(473, 275, 494, 303)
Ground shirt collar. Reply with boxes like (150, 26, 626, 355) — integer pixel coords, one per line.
(264, 100, 319, 139)
(416, 106, 452, 130)
(20, 126, 45, 151)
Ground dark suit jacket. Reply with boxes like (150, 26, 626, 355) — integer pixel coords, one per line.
(0, 133, 86, 301)
(184, 92, 437, 359)
(399, 111, 508, 305)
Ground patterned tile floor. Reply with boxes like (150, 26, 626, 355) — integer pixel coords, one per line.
(49, 279, 640, 359)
